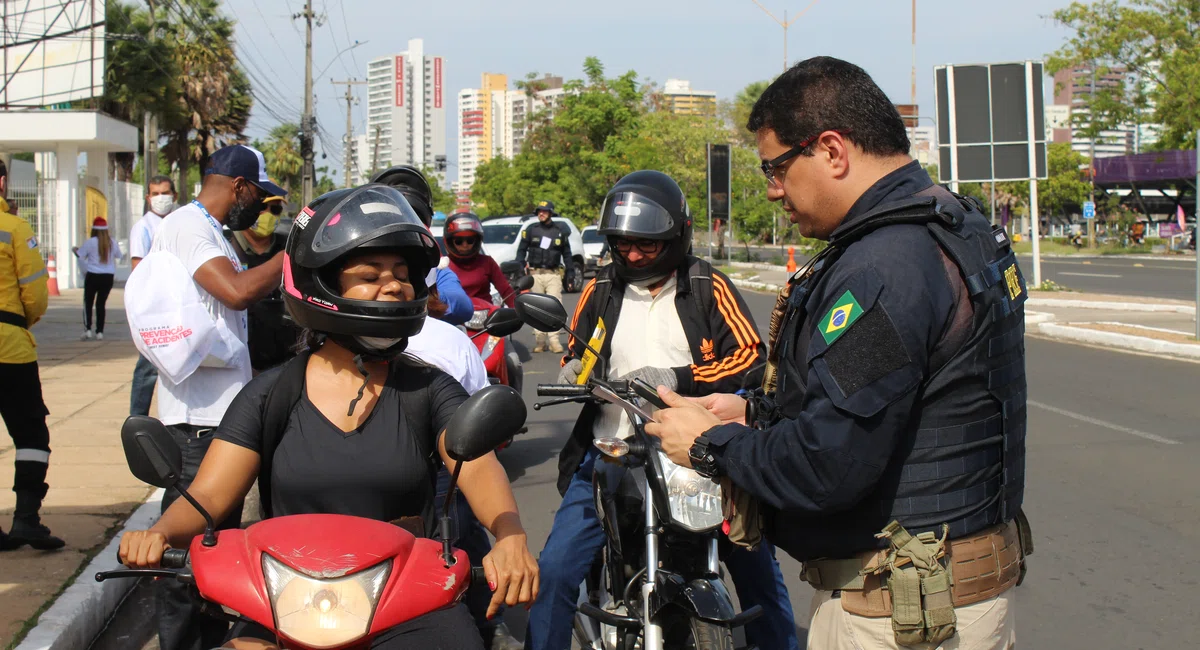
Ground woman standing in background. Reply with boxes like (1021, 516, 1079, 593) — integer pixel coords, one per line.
(73, 217, 122, 340)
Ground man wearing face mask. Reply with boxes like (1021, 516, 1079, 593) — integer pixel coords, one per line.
(128, 175, 177, 416)
(224, 193, 301, 373)
(145, 144, 287, 650)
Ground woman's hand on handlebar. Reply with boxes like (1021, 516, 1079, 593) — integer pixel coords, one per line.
(119, 529, 170, 568)
(481, 532, 539, 619)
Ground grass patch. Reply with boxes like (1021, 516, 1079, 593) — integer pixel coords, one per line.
(1031, 280, 1072, 292)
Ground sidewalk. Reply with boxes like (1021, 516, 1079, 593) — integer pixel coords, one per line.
(0, 288, 153, 649)
(722, 263, 1200, 361)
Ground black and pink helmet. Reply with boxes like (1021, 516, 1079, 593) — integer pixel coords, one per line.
(282, 184, 440, 357)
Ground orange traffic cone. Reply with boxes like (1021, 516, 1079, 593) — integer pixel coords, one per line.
(46, 254, 60, 296)
(786, 246, 797, 274)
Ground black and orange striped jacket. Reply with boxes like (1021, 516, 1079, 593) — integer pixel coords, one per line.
(553, 257, 765, 494)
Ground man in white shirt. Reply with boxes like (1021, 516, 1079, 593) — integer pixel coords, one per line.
(145, 145, 287, 650)
(129, 175, 177, 416)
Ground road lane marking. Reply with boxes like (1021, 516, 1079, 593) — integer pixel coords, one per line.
(1082, 261, 1092, 265)
(1028, 400, 1181, 445)
(1059, 272, 1122, 278)
(1134, 263, 1144, 267)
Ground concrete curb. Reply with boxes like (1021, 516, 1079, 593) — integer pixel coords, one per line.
(15, 489, 164, 650)
(1036, 323, 1200, 360)
(729, 277, 783, 294)
(1025, 311, 1055, 325)
(1026, 298, 1196, 314)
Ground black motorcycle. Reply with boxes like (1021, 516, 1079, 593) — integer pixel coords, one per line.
(515, 293, 761, 650)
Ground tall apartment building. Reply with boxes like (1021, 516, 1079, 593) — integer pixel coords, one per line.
(1051, 65, 1159, 158)
(365, 39, 446, 175)
(661, 79, 717, 117)
(456, 73, 565, 193)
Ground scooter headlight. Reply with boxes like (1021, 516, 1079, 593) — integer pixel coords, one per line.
(262, 554, 391, 649)
(658, 450, 724, 532)
(465, 309, 490, 331)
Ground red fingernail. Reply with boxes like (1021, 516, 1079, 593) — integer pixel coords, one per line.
(488, 581, 496, 590)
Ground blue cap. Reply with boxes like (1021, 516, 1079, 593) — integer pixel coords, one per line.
(205, 145, 287, 197)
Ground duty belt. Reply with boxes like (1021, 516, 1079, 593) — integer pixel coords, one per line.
(800, 517, 1031, 617)
(0, 310, 28, 329)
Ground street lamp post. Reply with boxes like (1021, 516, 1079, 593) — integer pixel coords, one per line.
(748, 0, 821, 73)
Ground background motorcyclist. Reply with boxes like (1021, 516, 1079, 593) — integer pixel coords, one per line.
(513, 201, 572, 353)
(444, 212, 516, 309)
(119, 185, 538, 649)
(370, 165, 474, 325)
(524, 171, 799, 650)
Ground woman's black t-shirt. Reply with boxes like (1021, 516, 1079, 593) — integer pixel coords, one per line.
(215, 361, 469, 522)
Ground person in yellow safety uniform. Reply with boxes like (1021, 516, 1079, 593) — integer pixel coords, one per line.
(0, 159, 64, 551)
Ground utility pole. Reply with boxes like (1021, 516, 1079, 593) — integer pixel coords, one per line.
(142, 0, 159, 189)
(332, 79, 366, 188)
(1088, 69, 1097, 249)
(371, 125, 382, 178)
(748, 0, 821, 73)
(296, 0, 316, 204)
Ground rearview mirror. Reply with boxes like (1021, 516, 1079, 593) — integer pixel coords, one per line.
(513, 275, 535, 292)
(515, 293, 568, 333)
(484, 308, 523, 338)
(444, 385, 528, 462)
(500, 260, 524, 276)
(121, 416, 183, 489)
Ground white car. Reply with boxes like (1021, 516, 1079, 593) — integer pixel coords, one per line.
(480, 215, 588, 292)
(580, 225, 609, 272)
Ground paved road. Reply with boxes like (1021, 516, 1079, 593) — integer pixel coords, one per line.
(723, 243, 1200, 301)
(95, 286, 1200, 649)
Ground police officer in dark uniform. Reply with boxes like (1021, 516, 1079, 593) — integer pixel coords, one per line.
(514, 200, 573, 352)
(645, 57, 1031, 649)
(224, 195, 300, 373)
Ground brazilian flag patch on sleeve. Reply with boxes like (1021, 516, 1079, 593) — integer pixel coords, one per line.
(819, 290, 865, 345)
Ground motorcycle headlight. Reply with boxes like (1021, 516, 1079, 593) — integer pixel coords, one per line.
(465, 309, 489, 331)
(658, 450, 724, 532)
(262, 554, 391, 649)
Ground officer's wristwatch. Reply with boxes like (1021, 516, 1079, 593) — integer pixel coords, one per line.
(688, 434, 720, 479)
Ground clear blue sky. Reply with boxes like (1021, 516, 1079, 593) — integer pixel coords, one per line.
(225, 0, 1074, 183)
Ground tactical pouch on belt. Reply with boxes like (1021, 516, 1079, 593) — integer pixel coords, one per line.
(867, 521, 957, 647)
(720, 478, 764, 550)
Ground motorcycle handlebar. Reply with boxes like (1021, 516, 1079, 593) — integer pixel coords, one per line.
(161, 548, 189, 569)
(536, 380, 632, 398)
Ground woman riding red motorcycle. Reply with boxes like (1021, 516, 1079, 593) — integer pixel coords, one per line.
(118, 185, 538, 649)
(444, 213, 515, 308)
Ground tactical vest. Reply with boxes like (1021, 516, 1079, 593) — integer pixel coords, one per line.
(523, 221, 569, 269)
(772, 187, 1027, 549)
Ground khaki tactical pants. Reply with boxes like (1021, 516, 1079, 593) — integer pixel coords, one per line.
(531, 269, 563, 350)
(807, 590, 1016, 650)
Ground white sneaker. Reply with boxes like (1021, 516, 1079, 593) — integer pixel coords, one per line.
(96, 332, 104, 341)
(81, 330, 93, 341)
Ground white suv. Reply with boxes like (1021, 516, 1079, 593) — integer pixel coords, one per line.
(480, 215, 588, 292)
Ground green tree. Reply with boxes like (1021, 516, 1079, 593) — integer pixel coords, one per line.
(263, 123, 303, 199)
(1047, 0, 1200, 149)
(1040, 142, 1092, 216)
(731, 80, 772, 145)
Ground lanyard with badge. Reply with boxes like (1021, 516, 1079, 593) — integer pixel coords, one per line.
(192, 199, 249, 332)
(192, 199, 247, 272)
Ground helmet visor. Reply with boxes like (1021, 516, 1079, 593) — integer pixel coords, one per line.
(303, 186, 433, 264)
(598, 192, 679, 240)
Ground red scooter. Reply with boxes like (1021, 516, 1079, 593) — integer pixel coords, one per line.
(98, 385, 527, 650)
(465, 274, 534, 394)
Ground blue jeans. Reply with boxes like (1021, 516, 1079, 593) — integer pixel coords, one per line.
(435, 467, 501, 636)
(525, 451, 798, 650)
(130, 354, 158, 416)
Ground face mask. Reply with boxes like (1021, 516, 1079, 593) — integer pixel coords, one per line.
(250, 212, 280, 238)
(149, 195, 175, 216)
(356, 336, 404, 351)
(226, 186, 266, 231)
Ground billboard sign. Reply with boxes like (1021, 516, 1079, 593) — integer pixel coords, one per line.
(934, 61, 1048, 183)
(433, 57, 442, 109)
(1, 0, 106, 107)
(394, 56, 404, 107)
(707, 144, 730, 224)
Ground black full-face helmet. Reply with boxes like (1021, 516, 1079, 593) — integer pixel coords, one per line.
(598, 170, 693, 283)
(369, 165, 435, 227)
(283, 184, 441, 360)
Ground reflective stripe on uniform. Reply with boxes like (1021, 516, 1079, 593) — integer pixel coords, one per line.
(15, 449, 51, 463)
(0, 231, 11, 245)
(18, 268, 47, 285)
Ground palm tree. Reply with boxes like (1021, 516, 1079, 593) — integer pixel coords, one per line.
(264, 123, 303, 199)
